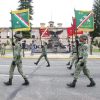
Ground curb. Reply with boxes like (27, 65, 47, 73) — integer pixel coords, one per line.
(1, 54, 100, 59)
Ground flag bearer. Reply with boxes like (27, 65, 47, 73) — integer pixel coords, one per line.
(67, 44, 77, 70)
(34, 42, 50, 67)
(67, 34, 96, 88)
(4, 32, 29, 86)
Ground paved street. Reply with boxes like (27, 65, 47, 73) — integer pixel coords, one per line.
(0, 58, 100, 100)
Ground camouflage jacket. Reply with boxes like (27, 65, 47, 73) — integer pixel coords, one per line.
(78, 42, 88, 62)
(13, 41, 22, 61)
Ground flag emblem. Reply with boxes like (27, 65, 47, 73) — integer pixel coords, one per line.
(75, 10, 94, 31)
(11, 9, 30, 31)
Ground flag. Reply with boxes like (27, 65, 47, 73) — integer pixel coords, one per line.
(39, 28, 50, 37)
(67, 27, 73, 37)
(72, 17, 76, 30)
(75, 10, 94, 31)
(67, 26, 83, 37)
(11, 9, 30, 31)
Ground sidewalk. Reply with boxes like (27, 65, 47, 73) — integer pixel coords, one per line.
(1, 51, 100, 59)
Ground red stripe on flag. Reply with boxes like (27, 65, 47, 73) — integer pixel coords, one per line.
(39, 28, 50, 37)
(16, 14, 29, 25)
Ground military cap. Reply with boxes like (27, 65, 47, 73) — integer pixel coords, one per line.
(79, 34, 88, 40)
(14, 32, 23, 39)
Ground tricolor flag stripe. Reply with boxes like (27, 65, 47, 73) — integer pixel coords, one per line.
(77, 12, 93, 29)
(17, 14, 29, 25)
(14, 13, 29, 27)
(41, 28, 48, 37)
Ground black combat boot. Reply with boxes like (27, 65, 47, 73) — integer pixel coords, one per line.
(66, 62, 70, 65)
(70, 72, 74, 76)
(46, 64, 50, 67)
(67, 65, 72, 70)
(87, 78, 96, 87)
(4, 78, 12, 86)
(34, 62, 38, 65)
(67, 79, 77, 88)
(22, 78, 29, 86)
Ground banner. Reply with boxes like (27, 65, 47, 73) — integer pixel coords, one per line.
(11, 9, 30, 31)
(39, 28, 50, 37)
(75, 10, 94, 31)
(67, 27, 83, 37)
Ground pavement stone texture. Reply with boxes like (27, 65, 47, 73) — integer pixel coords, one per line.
(0, 58, 100, 100)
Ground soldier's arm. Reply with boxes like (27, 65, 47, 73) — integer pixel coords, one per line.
(79, 44, 88, 62)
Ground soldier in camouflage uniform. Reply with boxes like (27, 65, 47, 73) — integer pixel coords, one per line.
(67, 34, 96, 88)
(67, 44, 77, 70)
(1, 43, 5, 56)
(4, 32, 29, 86)
(34, 42, 50, 67)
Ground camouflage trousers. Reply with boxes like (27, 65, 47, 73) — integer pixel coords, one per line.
(36, 54, 50, 65)
(9, 60, 27, 79)
(70, 55, 77, 66)
(74, 61, 91, 80)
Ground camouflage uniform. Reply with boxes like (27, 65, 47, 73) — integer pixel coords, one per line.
(1, 43, 5, 56)
(67, 34, 95, 88)
(34, 42, 50, 67)
(67, 45, 77, 70)
(4, 33, 29, 86)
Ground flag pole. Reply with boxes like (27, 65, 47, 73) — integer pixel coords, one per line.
(71, 24, 74, 50)
(10, 11, 14, 57)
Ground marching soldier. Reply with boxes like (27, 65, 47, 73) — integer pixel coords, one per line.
(4, 32, 29, 86)
(34, 42, 50, 67)
(67, 44, 77, 70)
(67, 34, 96, 88)
(1, 43, 5, 56)
(66, 36, 79, 67)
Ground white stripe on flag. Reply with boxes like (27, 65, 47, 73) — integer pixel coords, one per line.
(77, 12, 93, 29)
(15, 14, 29, 27)
(41, 28, 48, 37)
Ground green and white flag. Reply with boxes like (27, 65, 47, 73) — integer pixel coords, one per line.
(75, 10, 94, 31)
(11, 9, 30, 31)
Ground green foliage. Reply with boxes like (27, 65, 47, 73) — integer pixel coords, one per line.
(89, 0, 100, 40)
(17, 0, 33, 38)
(92, 39, 98, 46)
(98, 41, 100, 51)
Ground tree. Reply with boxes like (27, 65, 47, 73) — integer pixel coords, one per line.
(98, 41, 100, 51)
(89, 0, 100, 41)
(93, 39, 98, 46)
(18, 0, 33, 38)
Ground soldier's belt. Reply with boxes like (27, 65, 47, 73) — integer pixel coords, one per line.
(73, 52, 77, 53)
(78, 57, 83, 59)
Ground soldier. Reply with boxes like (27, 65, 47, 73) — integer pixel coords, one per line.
(1, 43, 5, 56)
(34, 42, 50, 67)
(67, 34, 96, 88)
(66, 36, 79, 67)
(67, 44, 77, 70)
(31, 40, 36, 55)
(4, 32, 29, 86)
